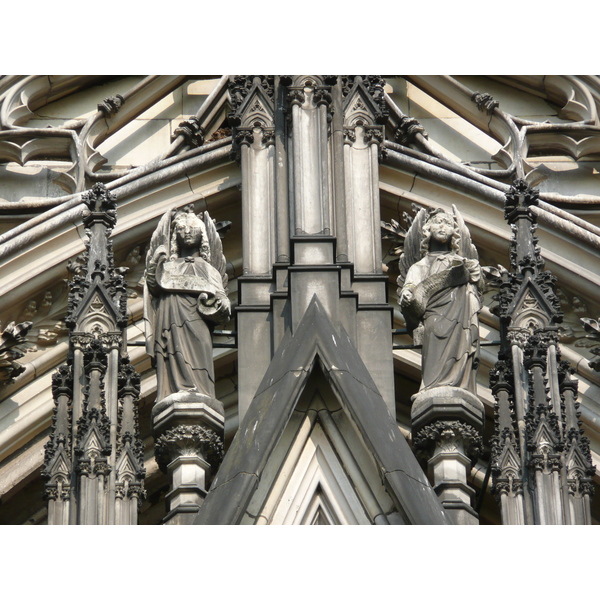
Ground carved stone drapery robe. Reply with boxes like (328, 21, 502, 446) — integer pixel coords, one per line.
(146, 255, 226, 401)
(402, 252, 481, 394)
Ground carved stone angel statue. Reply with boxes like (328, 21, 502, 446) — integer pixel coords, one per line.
(144, 205, 230, 404)
(397, 206, 483, 394)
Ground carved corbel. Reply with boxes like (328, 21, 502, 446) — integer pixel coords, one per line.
(154, 424, 224, 474)
(154, 423, 224, 524)
(412, 419, 483, 464)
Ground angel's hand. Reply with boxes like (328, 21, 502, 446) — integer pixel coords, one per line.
(400, 288, 414, 307)
(219, 296, 231, 320)
(465, 259, 481, 282)
(451, 255, 465, 267)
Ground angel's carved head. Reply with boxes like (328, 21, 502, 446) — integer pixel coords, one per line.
(171, 209, 210, 261)
(420, 209, 461, 256)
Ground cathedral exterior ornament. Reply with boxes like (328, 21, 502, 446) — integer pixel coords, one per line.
(394, 116, 427, 147)
(489, 179, 595, 524)
(144, 204, 229, 523)
(398, 206, 485, 524)
(0, 320, 32, 384)
(172, 116, 205, 147)
(144, 205, 230, 403)
(98, 94, 125, 115)
(398, 207, 483, 390)
(471, 91, 499, 115)
(42, 183, 145, 524)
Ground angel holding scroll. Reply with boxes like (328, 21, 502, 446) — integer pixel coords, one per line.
(144, 205, 230, 403)
(397, 207, 483, 394)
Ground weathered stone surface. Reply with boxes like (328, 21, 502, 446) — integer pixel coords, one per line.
(195, 298, 450, 525)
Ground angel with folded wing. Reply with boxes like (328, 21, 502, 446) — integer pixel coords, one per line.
(144, 205, 230, 403)
(397, 206, 483, 394)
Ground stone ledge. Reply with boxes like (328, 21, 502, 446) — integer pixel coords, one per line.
(152, 391, 224, 435)
(411, 386, 485, 432)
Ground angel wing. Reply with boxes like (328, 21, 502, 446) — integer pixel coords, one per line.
(396, 207, 429, 290)
(201, 210, 228, 293)
(452, 204, 478, 261)
(143, 210, 174, 360)
(145, 209, 173, 268)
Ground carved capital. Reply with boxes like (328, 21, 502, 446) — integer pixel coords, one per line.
(313, 87, 333, 109)
(234, 129, 255, 147)
(261, 128, 276, 147)
(363, 126, 384, 146)
(115, 480, 146, 505)
(507, 328, 530, 348)
(343, 128, 356, 145)
(287, 87, 306, 108)
(154, 424, 224, 473)
(568, 475, 595, 497)
(493, 476, 523, 496)
(288, 83, 334, 121)
(77, 457, 112, 477)
(44, 481, 71, 501)
(529, 452, 562, 473)
(99, 332, 121, 350)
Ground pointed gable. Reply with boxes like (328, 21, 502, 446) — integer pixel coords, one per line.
(195, 296, 450, 525)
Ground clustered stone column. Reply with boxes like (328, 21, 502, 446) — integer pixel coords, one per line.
(231, 76, 396, 422)
(489, 180, 595, 524)
(42, 183, 145, 525)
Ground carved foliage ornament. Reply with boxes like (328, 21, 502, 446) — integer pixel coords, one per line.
(154, 424, 224, 473)
(0, 320, 32, 384)
(412, 419, 483, 462)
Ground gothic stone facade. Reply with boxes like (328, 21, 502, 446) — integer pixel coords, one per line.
(0, 76, 599, 524)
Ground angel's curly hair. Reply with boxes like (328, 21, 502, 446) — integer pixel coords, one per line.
(170, 206, 210, 261)
(420, 209, 461, 257)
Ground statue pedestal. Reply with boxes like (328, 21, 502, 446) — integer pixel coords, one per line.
(411, 386, 484, 525)
(152, 391, 224, 525)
